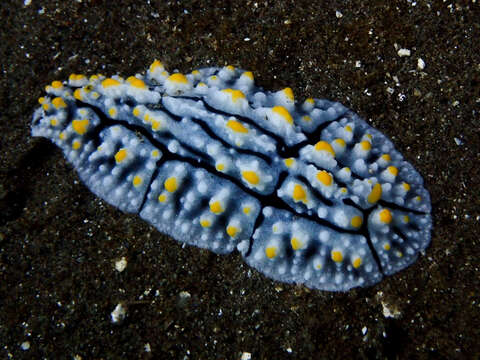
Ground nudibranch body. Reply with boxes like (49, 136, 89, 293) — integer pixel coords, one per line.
(32, 60, 432, 291)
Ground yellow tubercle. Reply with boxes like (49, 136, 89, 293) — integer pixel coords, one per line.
(226, 226, 238, 237)
(242, 171, 260, 185)
(305, 98, 315, 104)
(379, 209, 393, 224)
(331, 250, 343, 263)
(108, 107, 117, 118)
(69, 74, 86, 82)
(360, 140, 372, 151)
(210, 201, 224, 214)
(334, 138, 346, 147)
(72, 140, 81, 150)
(114, 148, 128, 163)
(352, 257, 362, 268)
(52, 97, 67, 109)
(200, 219, 211, 228)
(282, 87, 294, 101)
(164, 177, 178, 192)
(50, 118, 58, 126)
(292, 184, 307, 203)
(216, 163, 225, 172)
(143, 113, 152, 123)
(133, 176, 143, 187)
(381, 153, 391, 162)
(102, 78, 121, 88)
(73, 89, 83, 100)
(133, 107, 141, 117)
(314, 141, 335, 156)
(126, 76, 147, 89)
(227, 119, 248, 133)
(302, 115, 312, 122)
(222, 88, 246, 103)
(59, 131, 66, 140)
(51, 80, 63, 89)
(149, 60, 164, 72)
(316, 170, 333, 186)
(167, 73, 188, 84)
(367, 183, 382, 203)
(284, 158, 295, 168)
(403, 215, 410, 223)
(351, 216, 363, 228)
(345, 125, 353, 132)
(383, 242, 391, 251)
(72, 119, 89, 135)
(272, 106, 293, 125)
(290, 237, 303, 251)
(242, 206, 251, 215)
(158, 194, 167, 203)
(151, 120, 161, 131)
(402, 182, 411, 191)
(265, 246, 277, 259)
(242, 71, 254, 80)
(387, 166, 399, 176)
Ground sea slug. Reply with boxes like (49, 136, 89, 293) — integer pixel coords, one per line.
(31, 60, 432, 291)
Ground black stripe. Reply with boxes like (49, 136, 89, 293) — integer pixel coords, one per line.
(67, 88, 428, 277)
(154, 98, 274, 164)
(77, 100, 364, 236)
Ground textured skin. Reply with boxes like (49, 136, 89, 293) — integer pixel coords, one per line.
(31, 61, 432, 291)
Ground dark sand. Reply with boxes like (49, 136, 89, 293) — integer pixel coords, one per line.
(1, 1, 479, 358)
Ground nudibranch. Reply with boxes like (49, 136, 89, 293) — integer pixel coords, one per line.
(31, 60, 432, 291)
